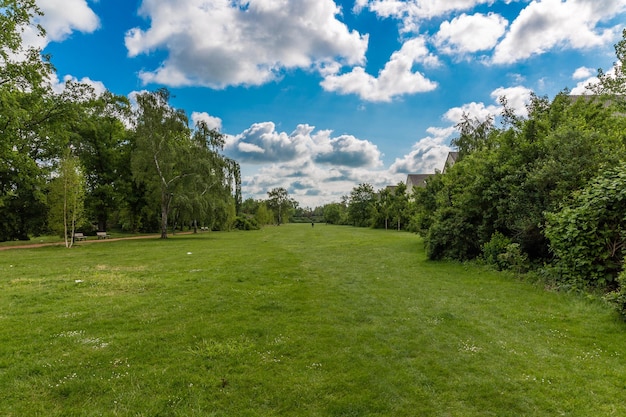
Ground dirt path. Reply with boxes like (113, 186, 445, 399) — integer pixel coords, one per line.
(0, 233, 195, 251)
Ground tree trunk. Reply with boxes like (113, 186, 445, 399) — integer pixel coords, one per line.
(160, 191, 170, 239)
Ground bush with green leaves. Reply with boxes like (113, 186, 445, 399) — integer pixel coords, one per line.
(482, 232, 529, 273)
(604, 266, 626, 318)
(545, 163, 626, 289)
(482, 232, 513, 270)
(426, 207, 481, 260)
(233, 216, 260, 230)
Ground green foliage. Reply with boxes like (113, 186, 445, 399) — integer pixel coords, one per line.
(348, 183, 376, 227)
(417, 82, 626, 263)
(131, 89, 237, 238)
(545, 163, 626, 290)
(233, 215, 260, 230)
(266, 187, 295, 225)
(73, 91, 131, 232)
(47, 149, 86, 247)
(323, 202, 347, 225)
(604, 264, 626, 318)
(482, 232, 513, 270)
(409, 173, 443, 235)
(426, 206, 481, 260)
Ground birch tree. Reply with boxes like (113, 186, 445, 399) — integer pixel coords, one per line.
(48, 149, 85, 247)
(131, 89, 190, 239)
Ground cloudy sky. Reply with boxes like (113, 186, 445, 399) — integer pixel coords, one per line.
(34, 0, 626, 207)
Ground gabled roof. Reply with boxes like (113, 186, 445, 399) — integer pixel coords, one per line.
(443, 151, 459, 173)
(385, 185, 398, 194)
(406, 174, 431, 189)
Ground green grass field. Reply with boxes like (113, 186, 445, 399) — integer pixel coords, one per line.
(1, 224, 625, 416)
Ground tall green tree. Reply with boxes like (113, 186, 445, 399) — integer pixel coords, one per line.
(322, 202, 345, 225)
(391, 182, 409, 231)
(73, 91, 131, 232)
(131, 89, 193, 239)
(131, 89, 239, 237)
(0, 0, 80, 240)
(266, 187, 293, 225)
(375, 187, 393, 230)
(348, 183, 376, 227)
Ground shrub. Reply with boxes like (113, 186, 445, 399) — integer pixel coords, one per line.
(233, 216, 260, 231)
(497, 243, 529, 274)
(426, 207, 481, 260)
(482, 232, 512, 270)
(544, 163, 626, 290)
(604, 266, 626, 319)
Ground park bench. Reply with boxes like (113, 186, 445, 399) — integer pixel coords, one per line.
(73, 232, 86, 241)
(97, 231, 110, 239)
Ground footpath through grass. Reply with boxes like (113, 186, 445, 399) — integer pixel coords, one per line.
(1, 224, 625, 416)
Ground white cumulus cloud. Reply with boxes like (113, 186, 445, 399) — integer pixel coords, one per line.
(20, 0, 99, 51)
(572, 66, 595, 80)
(320, 37, 439, 102)
(191, 112, 222, 131)
(225, 122, 382, 167)
(389, 126, 455, 174)
(125, 0, 368, 88)
(49, 73, 107, 96)
(490, 85, 533, 118)
(356, 0, 495, 33)
(434, 13, 508, 56)
(444, 101, 499, 124)
(493, 0, 625, 64)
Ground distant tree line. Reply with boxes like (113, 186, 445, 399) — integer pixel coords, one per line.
(1, 2, 240, 242)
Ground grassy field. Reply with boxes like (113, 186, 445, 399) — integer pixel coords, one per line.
(1, 224, 625, 416)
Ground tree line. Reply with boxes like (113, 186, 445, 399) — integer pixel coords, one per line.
(325, 31, 626, 316)
(1, 1, 240, 243)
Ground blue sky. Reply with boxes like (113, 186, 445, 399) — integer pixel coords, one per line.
(29, 0, 626, 207)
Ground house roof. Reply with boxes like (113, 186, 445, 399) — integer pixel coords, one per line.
(406, 174, 431, 189)
(443, 151, 459, 173)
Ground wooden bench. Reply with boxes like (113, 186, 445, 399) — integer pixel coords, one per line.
(97, 231, 110, 239)
(73, 232, 87, 241)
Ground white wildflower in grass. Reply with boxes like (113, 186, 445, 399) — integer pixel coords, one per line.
(258, 350, 283, 363)
(57, 330, 85, 338)
(576, 345, 604, 361)
(75, 279, 83, 283)
(459, 339, 481, 353)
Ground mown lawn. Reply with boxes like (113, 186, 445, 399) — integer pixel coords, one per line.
(1, 224, 625, 416)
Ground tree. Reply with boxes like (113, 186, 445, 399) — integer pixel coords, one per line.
(323, 203, 344, 225)
(593, 28, 626, 97)
(73, 91, 131, 232)
(391, 182, 409, 231)
(0, 0, 57, 240)
(375, 187, 393, 230)
(451, 113, 495, 158)
(176, 121, 235, 232)
(266, 187, 293, 225)
(255, 201, 274, 225)
(47, 148, 85, 248)
(348, 183, 376, 227)
(131, 89, 194, 239)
